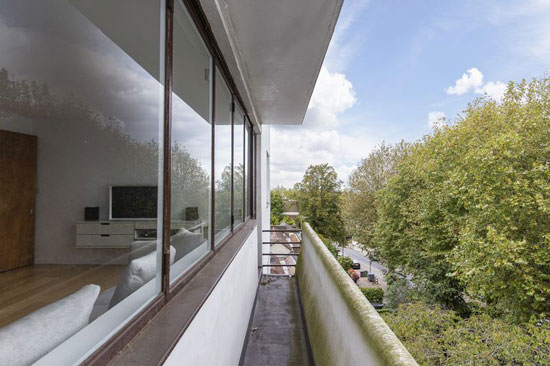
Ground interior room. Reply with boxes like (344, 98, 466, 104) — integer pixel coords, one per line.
(0, 0, 212, 362)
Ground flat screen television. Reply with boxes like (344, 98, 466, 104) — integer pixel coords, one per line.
(109, 186, 158, 220)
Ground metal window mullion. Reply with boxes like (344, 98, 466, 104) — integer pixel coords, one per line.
(242, 113, 245, 221)
(209, 60, 215, 252)
(252, 132, 257, 219)
(161, 0, 175, 297)
(230, 97, 234, 232)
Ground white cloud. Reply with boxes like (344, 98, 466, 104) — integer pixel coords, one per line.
(308, 66, 357, 120)
(270, 67, 372, 188)
(428, 111, 446, 129)
(446, 68, 507, 102)
(446, 67, 484, 95)
(270, 0, 374, 188)
(477, 81, 507, 101)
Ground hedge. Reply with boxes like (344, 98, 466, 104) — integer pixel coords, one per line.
(360, 287, 384, 303)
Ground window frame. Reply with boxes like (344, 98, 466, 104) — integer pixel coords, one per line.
(232, 101, 245, 230)
(81, 0, 257, 363)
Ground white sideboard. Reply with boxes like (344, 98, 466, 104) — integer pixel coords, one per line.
(75, 220, 205, 248)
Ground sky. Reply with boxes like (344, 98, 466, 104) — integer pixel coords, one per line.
(270, 0, 550, 188)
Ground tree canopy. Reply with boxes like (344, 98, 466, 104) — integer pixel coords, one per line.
(342, 141, 409, 250)
(270, 189, 285, 225)
(383, 302, 550, 366)
(373, 78, 550, 319)
(295, 164, 347, 245)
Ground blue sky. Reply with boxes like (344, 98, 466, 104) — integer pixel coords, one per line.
(271, 0, 550, 187)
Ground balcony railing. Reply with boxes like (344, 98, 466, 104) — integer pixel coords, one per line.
(296, 223, 418, 366)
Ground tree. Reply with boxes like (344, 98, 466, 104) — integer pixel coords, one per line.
(338, 256, 354, 271)
(1, 68, 210, 230)
(270, 190, 285, 225)
(342, 141, 409, 250)
(295, 164, 347, 245)
(383, 302, 550, 366)
(374, 77, 550, 319)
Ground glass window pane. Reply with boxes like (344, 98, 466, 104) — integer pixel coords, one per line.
(233, 106, 244, 226)
(0, 0, 163, 363)
(214, 70, 232, 244)
(170, 0, 211, 280)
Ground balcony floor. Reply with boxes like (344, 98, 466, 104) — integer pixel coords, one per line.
(240, 275, 313, 366)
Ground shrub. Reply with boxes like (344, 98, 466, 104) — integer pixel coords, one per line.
(382, 302, 550, 366)
(360, 287, 384, 303)
(338, 256, 354, 271)
(318, 233, 338, 258)
(281, 216, 296, 226)
(270, 190, 284, 225)
(385, 272, 415, 309)
(348, 269, 359, 282)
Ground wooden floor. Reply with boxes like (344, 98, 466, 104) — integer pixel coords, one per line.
(0, 264, 125, 328)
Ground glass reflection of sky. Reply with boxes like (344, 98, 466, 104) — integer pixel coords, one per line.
(172, 95, 212, 172)
(0, 0, 217, 174)
(0, 0, 162, 143)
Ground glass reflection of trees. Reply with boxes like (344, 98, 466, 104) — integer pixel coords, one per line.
(215, 163, 244, 232)
(0, 68, 209, 211)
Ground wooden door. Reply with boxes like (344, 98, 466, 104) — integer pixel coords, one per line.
(0, 130, 37, 272)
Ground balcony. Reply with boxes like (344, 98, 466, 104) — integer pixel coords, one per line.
(242, 223, 417, 366)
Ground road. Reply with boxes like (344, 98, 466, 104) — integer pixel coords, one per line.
(343, 247, 387, 273)
(342, 247, 388, 290)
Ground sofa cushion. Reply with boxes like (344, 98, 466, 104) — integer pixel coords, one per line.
(129, 230, 204, 263)
(128, 240, 157, 262)
(0, 284, 100, 366)
(89, 286, 116, 322)
(171, 231, 205, 261)
(109, 246, 175, 308)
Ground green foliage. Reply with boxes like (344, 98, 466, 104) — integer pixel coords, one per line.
(295, 164, 347, 245)
(270, 190, 285, 225)
(382, 302, 550, 366)
(343, 141, 409, 250)
(0, 68, 211, 226)
(281, 215, 296, 226)
(338, 256, 354, 271)
(317, 233, 338, 258)
(385, 272, 416, 309)
(360, 287, 384, 303)
(272, 185, 300, 201)
(217, 164, 243, 230)
(374, 78, 550, 319)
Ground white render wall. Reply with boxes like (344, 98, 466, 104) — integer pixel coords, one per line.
(163, 227, 258, 366)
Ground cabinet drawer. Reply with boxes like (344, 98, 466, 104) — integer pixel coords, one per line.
(76, 222, 134, 235)
(133, 220, 157, 230)
(76, 234, 133, 248)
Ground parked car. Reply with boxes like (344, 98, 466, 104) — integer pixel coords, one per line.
(352, 260, 360, 269)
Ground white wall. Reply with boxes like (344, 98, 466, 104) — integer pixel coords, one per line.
(1, 116, 162, 265)
(163, 227, 258, 366)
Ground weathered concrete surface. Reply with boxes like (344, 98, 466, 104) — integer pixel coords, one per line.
(297, 223, 418, 366)
(240, 275, 312, 366)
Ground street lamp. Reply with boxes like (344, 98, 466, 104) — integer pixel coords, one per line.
(343, 235, 352, 257)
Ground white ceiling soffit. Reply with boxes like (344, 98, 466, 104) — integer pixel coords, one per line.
(200, 0, 344, 126)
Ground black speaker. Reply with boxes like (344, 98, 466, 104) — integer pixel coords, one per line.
(185, 207, 199, 221)
(84, 207, 99, 221)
